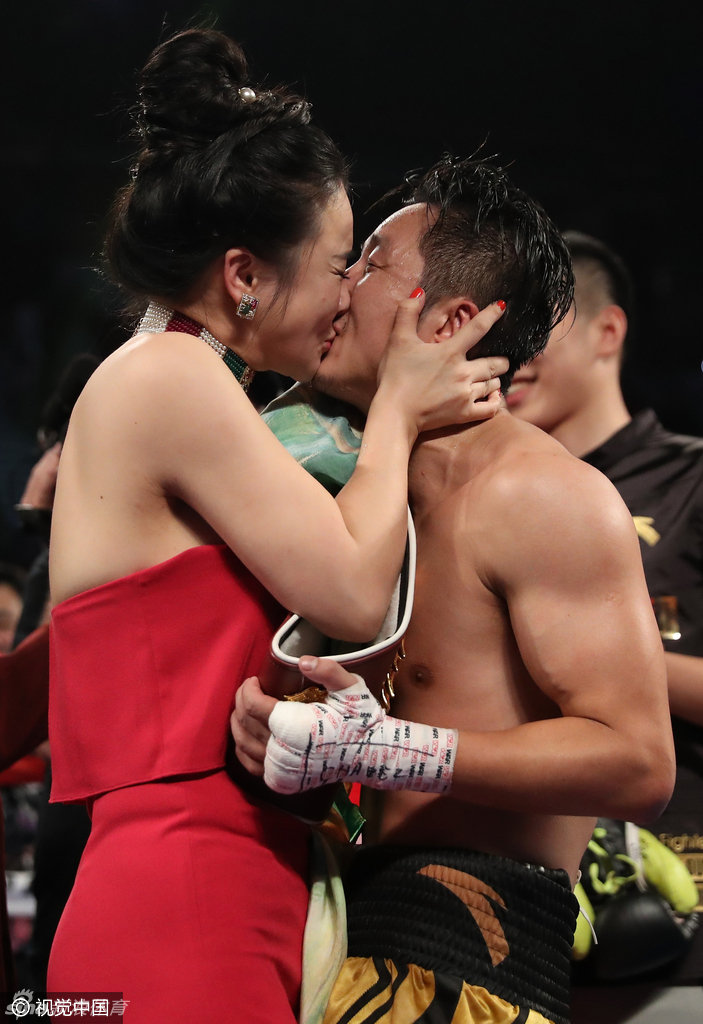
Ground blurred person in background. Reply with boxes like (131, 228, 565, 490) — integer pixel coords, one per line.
(509, 230, 703, 1022)
(7, 353, 100, 989)
(0, 624, 49, 989)
(0, 564, 24, 655)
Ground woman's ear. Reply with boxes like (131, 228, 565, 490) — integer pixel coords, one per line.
(422, 298, 480, 343)
(222, 248, 258, 306)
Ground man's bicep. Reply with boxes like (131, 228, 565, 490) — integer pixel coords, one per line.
(504, 498, 666, 725)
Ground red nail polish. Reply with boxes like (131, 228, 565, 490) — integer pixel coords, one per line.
(496, 299, 506, 310)
(409, 287, 424, 300)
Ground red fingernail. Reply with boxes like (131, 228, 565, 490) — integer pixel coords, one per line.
(409, 287, 424, 299)
(496, 299, 506, 310)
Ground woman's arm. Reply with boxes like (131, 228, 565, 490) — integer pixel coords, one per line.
(107, 300, 506, 639)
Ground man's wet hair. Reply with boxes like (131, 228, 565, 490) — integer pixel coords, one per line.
(562, 230, 635, 345)
(392, 155, 574, 388)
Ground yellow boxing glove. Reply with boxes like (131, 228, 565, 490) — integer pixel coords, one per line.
(639, 829, 699, 915)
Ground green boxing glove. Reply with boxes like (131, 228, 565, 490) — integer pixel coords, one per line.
(639, 828, 699, 915)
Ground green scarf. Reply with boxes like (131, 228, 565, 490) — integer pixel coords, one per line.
(262, 383, 362, 495)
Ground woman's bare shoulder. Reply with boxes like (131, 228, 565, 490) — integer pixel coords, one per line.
(75, 329, 254, 428)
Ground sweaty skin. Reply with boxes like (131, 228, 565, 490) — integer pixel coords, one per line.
(234, 206, 674, 887)
(367, 413, 673, 884)
(241, 407, 674, 886)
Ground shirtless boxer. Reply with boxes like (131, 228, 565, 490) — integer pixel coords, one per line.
(233, 156, 675, 1024)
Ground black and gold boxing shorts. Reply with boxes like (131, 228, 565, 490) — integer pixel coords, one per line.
(323, 846, 578, 1024)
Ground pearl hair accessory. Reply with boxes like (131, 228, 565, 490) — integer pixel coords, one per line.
(238, 86, 256, 102)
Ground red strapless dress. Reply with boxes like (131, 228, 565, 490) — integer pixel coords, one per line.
(47, 546, 310, 1023)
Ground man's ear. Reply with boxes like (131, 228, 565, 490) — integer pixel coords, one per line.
(593, 304, 628, 360)
(222, 248, 259, 307)
(421, 298, 480, 343)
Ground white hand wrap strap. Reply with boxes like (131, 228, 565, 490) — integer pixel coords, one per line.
(264, 675, 457, 795)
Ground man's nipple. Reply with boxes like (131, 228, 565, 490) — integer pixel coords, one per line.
(409, 663, 434, 687)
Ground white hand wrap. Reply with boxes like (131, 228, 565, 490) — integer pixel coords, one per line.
(264, 675, 457, 795)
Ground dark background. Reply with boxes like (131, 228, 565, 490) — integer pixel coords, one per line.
(2, 0, 701, 565)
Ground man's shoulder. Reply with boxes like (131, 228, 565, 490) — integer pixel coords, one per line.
(596, 410, 703, 474)
(465, 418, 632, 551)
(653, 422, 703, 490)
(479, 416, 610, 503)
(591, 414, 703, 529)
(649, 416, 703, 456)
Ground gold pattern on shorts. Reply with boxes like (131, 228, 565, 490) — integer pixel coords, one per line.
(418, 864, 510, 967)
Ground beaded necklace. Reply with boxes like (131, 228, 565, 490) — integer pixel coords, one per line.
(137, 302, 255, 392)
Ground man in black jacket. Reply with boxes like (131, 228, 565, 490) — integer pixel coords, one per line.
(510, 230, 703, 1021)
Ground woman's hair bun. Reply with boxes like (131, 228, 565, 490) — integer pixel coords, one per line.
(106, 28, 347, 302)
(136, 29, 254, 149)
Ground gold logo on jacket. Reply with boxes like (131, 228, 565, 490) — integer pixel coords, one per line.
(418, 864, 509, 966)
(633, 516, 660, 546)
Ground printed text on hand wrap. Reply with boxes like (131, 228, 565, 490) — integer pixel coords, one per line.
(264, 675, 457, 794)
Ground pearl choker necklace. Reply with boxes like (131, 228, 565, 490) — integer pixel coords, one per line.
(137, 302, 254, 392)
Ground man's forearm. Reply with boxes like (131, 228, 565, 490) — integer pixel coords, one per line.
(665, 650, 703, 727)
(449, 715, 674, 825)
(262, 670, 674, 824)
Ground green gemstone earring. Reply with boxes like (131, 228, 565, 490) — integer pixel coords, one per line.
(236, 293, 259, 320)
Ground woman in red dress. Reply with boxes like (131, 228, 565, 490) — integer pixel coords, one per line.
(46, 29, 506, 1022)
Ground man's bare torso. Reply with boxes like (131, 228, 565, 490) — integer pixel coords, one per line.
(376, 413, 595, 882)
